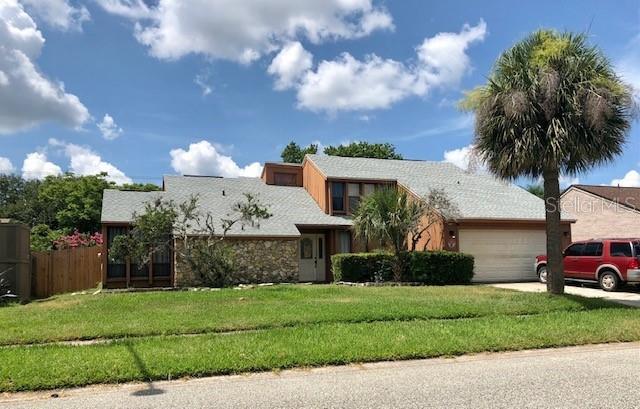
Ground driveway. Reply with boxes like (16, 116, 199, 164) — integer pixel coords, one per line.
(1, 343, 639, 409)
(491, 282, 640, 307)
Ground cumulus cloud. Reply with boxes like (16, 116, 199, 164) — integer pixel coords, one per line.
(291, 20, 486, 113)
(97, 114, 123, 140)
(611, 170, 640, 187)
(49, 138, 132, 184)
(443, 144, 474, 170)
(268, 42, 313, 90)
(19, 0, 89, 31)
(21, 152, 62, 179)
(98, 0, 393, 63)
(170, 140, 263, 178)
(0, 157, 15, 174)
(0, 0, 90, 134)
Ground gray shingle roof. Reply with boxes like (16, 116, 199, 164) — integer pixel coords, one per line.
(306, 154, 547, 220)
(101, 176, 351, 237)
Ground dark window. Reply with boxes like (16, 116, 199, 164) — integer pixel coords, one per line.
(332, 182, 345, 212)
(634, 242, 640, 257)
(338, 231, 351, 253)
(565, 243, 585, 256)
(347, 183, 360, 213)
(583, 242, 603, 257)
(107, 226, 128, 279)
(610, 242, 632, 257)
(152, 246, 171, 278)
(273, 172, 297, 186)
(318, 237, 323, 259)
(130, 262, 149, 279)
(300, 238, 313, 259)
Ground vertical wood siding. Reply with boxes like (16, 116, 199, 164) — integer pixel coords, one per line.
(31, 246, 102, 298)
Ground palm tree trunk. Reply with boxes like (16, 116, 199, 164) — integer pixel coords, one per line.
(543, 168, 565, 294)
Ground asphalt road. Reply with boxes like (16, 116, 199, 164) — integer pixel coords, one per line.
(2, 343, 639, 408)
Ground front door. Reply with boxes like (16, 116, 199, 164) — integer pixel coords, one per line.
(299, 234, 326, 282)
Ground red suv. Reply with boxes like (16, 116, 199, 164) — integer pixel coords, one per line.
(535, 239, 640, 291)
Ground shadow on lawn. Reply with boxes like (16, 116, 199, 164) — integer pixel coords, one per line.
(124, 342, 165, 397)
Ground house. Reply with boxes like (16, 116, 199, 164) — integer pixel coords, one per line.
(561, 184, 640, 241)
(100, 154, 573, 288)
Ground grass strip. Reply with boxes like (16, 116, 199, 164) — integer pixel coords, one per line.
(0, 285, 620, 346)
(1, 308, 638, 392)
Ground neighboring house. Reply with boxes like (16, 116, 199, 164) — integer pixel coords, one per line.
(561, 184, 640, 241)
(100, 154, 573, 288)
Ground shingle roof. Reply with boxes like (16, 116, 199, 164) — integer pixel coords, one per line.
(569, 185, 640, 211)
(306, 154, 547, 220)
(101, 176, 351, 237)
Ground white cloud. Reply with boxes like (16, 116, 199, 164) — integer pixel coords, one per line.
(611, 170, 640, 187)
(0, 0, 90, 134)
(559, 175, 579, 188)
(443, 144, 474, 170)
(97, 114, 123, 140)
(19, 0, 89, 31)
(21, 152, 62, 180)
(194, 72, 212, 96)
(268, 42, 313, 90)
(170, 140, 263, 178)
(98, 0, 393, 63)
(49, 138, 132, 185)
(292, 20, 486, 113)
(0, 157, 15, 174)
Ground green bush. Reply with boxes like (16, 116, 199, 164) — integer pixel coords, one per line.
(331, 253, 394, 282)
(331, 251, 474, 284)
(406, 251, 474, 285)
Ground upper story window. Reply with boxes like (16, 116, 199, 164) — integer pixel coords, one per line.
(331, 182, 345, 212)
(348, 183, 360, 212)
(273, 172, 297, 186)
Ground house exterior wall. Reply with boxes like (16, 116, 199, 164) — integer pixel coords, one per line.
(561, 188, 640, 241)
(261, 163, 303, 186)
(174, 238, 299, 286)
(303, 160, 329, 212)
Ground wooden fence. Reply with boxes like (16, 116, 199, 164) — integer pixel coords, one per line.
(31, 246, 102, 298)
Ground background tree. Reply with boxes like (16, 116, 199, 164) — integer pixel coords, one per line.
(323, 142, 403, 159)
(0, 175, 42, 226)
(461, 30, 634, 294)
(409, 189, 459, 251)
(524, 184, 545, 199)
(280, 142, 318, 163)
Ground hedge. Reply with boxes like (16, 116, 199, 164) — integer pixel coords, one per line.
(331, 252, 394, 282)
(331, 251, 474, 285)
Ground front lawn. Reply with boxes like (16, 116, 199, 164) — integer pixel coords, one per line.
(1, 285, 639, 392)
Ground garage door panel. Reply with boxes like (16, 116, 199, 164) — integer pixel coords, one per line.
(458, 229, 546, 282)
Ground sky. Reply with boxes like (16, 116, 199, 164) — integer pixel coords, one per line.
(0, 0, 639, 187)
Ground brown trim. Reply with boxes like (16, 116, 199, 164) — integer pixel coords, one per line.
(458, 218, 574, 227)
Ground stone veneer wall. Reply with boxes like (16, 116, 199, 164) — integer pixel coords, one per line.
(174, 238, 299, 286)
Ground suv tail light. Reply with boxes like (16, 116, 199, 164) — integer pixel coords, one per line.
(629, 258, 639, 269)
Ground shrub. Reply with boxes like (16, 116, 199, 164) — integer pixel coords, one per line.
(406, 251, 474, 285)
(331, 253, 394, 282)
(331, 251, 474, 284)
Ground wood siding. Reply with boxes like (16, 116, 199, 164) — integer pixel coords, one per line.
(261, 163, 303, 186)
(303, 160, 329, 212)
(32, 246, 102, 298)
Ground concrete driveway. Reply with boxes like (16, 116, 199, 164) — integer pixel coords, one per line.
(1, 343, 639, 409)
(491, 282, 640, 307)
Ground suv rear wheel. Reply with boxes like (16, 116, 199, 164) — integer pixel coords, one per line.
(537, 265, 548, 284)
(599, 270, 619, 292)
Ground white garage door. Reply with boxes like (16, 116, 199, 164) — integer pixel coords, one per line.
(458, 228, 546, 282)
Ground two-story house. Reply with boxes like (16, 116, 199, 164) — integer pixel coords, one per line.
(100, 154, 572, 287)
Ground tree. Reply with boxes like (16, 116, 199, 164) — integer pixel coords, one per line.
(0, 175, 42, 226)
(280, 142, 318, 163)
(460, 30, 634, 294)
(525, 184, 544, 199)
(409, 189, 459, 251)
(111, 193, 272, 287)
(352, 188, 430, 281)
(120, 183, 161, 192)
(324, 142, 403, 159)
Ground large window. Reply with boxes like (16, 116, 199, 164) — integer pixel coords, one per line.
(348, 183, 360, 212)
(332, 182, 345, 212)
(106, 226, 127, 279)
(338, 231, 351, 253)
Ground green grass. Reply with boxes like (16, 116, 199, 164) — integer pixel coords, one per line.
(0, 285, 619, 346)
(0, 284, 638, 392)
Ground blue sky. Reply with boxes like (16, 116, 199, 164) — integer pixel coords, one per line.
(1, 0, 639, 187)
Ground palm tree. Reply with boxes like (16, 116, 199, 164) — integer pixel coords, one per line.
(352, 188, 425, 281)
(461, 30, 634, 294)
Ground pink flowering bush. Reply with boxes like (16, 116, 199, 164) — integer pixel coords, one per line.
(54, 231, 103, 250)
